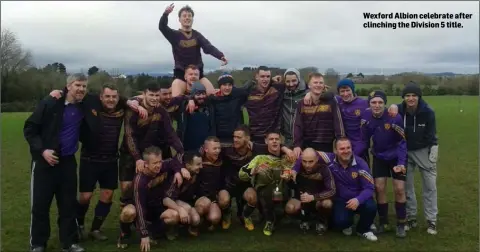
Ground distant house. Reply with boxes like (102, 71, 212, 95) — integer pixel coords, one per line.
(112, 74, 127, 79)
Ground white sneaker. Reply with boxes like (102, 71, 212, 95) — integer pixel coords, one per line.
(342, 226, 353, 236)
(370, 223, 377, 232)
(427, 221, 437, 235)
(359, 231, 378, 241)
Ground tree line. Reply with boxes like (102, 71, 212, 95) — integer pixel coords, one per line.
(1, 28, 478, 112)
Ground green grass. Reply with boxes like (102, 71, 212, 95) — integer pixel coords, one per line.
(2, 96, 478, 251)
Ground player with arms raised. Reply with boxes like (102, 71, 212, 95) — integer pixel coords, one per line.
(159, 3, 228, 97)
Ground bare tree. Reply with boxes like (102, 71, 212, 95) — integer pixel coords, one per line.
(1, 28, 32, 75)
(1, 28, 33, 101)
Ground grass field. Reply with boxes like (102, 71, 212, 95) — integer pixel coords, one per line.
(2, 96, 478, 252)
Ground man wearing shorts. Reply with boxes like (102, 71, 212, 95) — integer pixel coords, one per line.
(159, 3, 228, 97)
(359, 91, 408, 238)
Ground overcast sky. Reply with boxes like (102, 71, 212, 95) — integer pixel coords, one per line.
(2, 1, 479, 75)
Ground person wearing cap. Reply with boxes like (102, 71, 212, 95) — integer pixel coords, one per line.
(175, 81, 216, 151)
(335, 78, 370, 162)
(388, 81, 438, 235)
(359, 90, 408, 238)
(210, 73, 252, 145)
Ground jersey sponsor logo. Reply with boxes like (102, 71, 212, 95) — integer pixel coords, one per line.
(354, 109, 361, 116)
(179, 39, 197, 48)
(384, 123, 391, 130)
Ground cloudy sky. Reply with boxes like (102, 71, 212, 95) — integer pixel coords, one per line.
(2, 1, 479, 75)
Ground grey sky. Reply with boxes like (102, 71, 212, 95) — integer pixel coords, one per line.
(1, 1, 479, 75)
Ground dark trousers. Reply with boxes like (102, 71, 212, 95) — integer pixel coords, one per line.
(332, 198, 377, 234)
(29, 155, 78, 248)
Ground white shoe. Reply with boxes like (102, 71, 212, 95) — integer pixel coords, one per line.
(342, 226, 353, 236)
(359, 231, 378, 241)
(427, 221, 437, 235)
(370, 223, 377, 232)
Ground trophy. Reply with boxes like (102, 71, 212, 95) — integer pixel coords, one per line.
(272, 167, 284, 202)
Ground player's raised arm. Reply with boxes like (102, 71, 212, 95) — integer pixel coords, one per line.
(159, 3, 176, 42)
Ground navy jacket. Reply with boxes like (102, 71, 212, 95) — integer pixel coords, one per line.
(397, 98, 438, 151)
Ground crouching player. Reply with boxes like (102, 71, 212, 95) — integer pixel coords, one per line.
(292, 138, 378, 241)
(194, 136, 231, 231)
(117, 146, 183, 251)
(161, 151, 204, 238)
(359, 91, 408, 238)
(238, 131, 294, 236)
(284, 148, 335, 235)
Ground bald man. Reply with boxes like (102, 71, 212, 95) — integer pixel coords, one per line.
(283, 148, 336, 235)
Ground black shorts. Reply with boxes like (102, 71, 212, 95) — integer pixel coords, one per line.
(145, 205, 166, 222)
(372, 157, 406, 181)
(226, 181, 251, 199)
(119, 152, 136, 182)
(173, 67, 204, 82)
(79, 158, 118, 192)
(304, 141, 333, 152)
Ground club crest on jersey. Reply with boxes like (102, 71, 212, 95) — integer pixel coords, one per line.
(354, 109, 361, 116)
(351, 172, 358, 179)
(91, 109, 97, 116)
(384, 123, 391, 130)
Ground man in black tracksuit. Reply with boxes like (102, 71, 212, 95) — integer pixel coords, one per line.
(24, 73, 89, 252)
(395, 82, 439, 235)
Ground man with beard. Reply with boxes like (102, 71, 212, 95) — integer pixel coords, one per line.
(24, 73, 88, 252)
(291, 137, 378, 241)
(387, 82, 439, 235)
(118, 81, 184, 215)
(175, 82, 215, 151)
(193, 137, 231, 231)
(159, 3, 228, 97)
(293, 73, 345, 156)
(244, 66, 286, 143)
(283, 148, 335, 235)
(238, 131, 294, 236)
(359, 91, 407, 238)
(162, 151, 204, 238)
(335, 78, 370, 162)
(116, 146, 183, 251)
(280, 68, 309, 147)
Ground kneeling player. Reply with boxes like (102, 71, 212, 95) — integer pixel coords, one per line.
(284, 148, 335, 235)
(117, 146, 182, 251)
(195, 137, 231, 231)
(162, 151, 204, 238)
(238, 131, 294, 236)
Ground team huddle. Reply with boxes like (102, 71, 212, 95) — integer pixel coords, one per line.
(23, 4, 439, 252)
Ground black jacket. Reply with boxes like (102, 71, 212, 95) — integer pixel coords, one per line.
(210, 87, 249, 142)
(23, 94, 94, 160)
(397, 98, 438, 151)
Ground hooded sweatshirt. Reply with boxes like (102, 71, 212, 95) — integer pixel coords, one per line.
(397, 99, 438, 151)
(281, 68, 309, 147)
